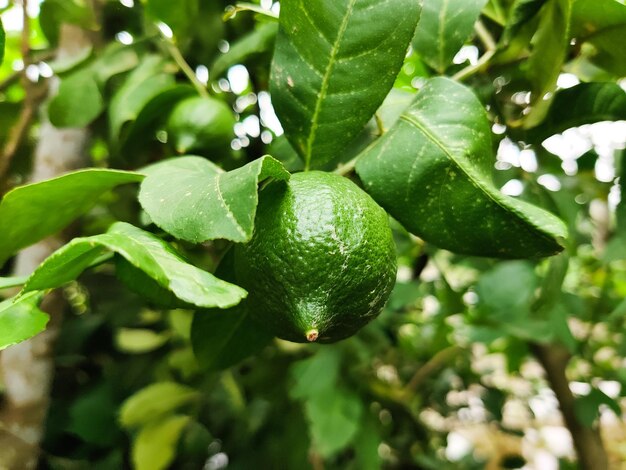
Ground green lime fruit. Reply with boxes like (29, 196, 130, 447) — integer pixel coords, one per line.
(234, 171, 397, 343)
(167, 96, 235, 154)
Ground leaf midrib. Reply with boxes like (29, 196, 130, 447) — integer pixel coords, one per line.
(304, 0, 357, 170)
(399, 113, 558, 243)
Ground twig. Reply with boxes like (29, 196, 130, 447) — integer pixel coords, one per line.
(532, 343, 609, 470)
(374, 112, 386, 136)
(0, 0, 40, 184)
(334, 156, 359, 176)
(452, 20, 497, 82)
(224, 3, 279, 21)
(403, 345, 463, 393)
(160, 34, 209, 99)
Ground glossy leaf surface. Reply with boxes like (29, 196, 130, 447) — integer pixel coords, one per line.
(139, 156, 290, 243)
(412, 0, 488, 72)
(0, 169, 143, 267)
(355, 77, 567, 258)
(21, 222, 247, 309)
(0, 293, 48, 350)
(270, 0, 421, 169)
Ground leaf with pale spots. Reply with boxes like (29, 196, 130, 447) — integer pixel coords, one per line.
(412, 0, 488, 73)
(20, 222, 246, 309)
(355, 77, 567, 258)
(270, 0, 421, 169)
(138, 156, 290, 243)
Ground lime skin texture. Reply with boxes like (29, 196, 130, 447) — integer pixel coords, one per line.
(234, 171, 397, 344)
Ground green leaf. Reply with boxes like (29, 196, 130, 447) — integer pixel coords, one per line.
(0, 276, 28, 289)
(109, 55, 175, 142)
(524, 0, 572, 128)
(355, 77, 567, 258)
(574, 388, 621, 427)
(139, 155, 290, 243)
(270, 0, 422, 169)
(290, 348, 342, 400)
(191, 303, 273, 370)
(21, 222, 247, 309)
(68, 384, 120, 446)
(500, 0, 547, 46)
(304, 387, 363, 458)
(115, 328, 170, 354)
(132, 415, 190, 470)
(0, 169, 144, 267)
(120, 382, 198, 428)
(526, 82, 626, 142)
(146, 0, 199, 38)
(0, 18, 5, 67)
(0, 292, 48, 350)
(571, 0, 626, 76)
(412, 0, 488, 73)
(48, 67, 104, 127)
(210, 22, 278, 78)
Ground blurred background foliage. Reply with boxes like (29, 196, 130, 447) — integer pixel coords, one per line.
(1, 0, 626, 468)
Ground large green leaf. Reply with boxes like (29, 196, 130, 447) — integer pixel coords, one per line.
(0, 169, 143, 267)
(0, 292, 48, 350)
(109, 55, 176, 142)
(139, 156, 290, 243)
(524, 0, 572, 127)
(132, 415, 190, 470)
(355, 77, 567, 258)
(20, 222, 247, 309)
(120, 382, 198, 428)
(48, 67, 104, 127)
(571, 0, 626, 76)
(526, 82, 626, 142)
(412, 0, 488, 73)
(270, 0, 421, 169)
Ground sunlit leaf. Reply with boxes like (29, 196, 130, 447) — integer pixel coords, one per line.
(120, 382, 198, 428)
(21, 222, 247, 309)
(139, 156, 290, 243)
(412, 0, 488, 73)
(0, 18, 5, 66)
(0, 169, 144, 267)
(355, 78, 567, 258)
(132, 415, 190, 470)
(270, 0, 421, 169)
(115, 328, 170, 354)
(0, 292, 48, 350)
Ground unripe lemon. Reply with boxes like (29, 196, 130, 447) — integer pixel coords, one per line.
(167, 96, 235, 154)
(234, 171, 397, 343)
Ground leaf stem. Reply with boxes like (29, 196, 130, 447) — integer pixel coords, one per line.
(452, 21, 497, 82)
(374, 112, 386, 136)
(160, 34, 209, 99)
(334, 156, 359, 176)
(224, 3, 279, 21)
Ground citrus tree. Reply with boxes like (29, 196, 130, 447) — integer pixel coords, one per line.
(1, 0, 626, 468)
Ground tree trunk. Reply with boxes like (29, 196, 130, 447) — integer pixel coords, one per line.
(0, 24, 91, 469)
(532, 343, 609, 470)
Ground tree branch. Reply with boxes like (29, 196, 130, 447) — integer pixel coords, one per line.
(532, 343, 608, 470)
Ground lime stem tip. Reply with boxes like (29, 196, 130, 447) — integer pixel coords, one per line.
(306, 329, 319, 342)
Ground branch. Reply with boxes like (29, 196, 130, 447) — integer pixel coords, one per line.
(160, 32, 209, 99)
(532, 343, 609, 470)
(403, 345, 463, 394)
(452, 21, 497, 82)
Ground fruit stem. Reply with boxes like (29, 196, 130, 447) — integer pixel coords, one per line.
(305, 329, 319, 342)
